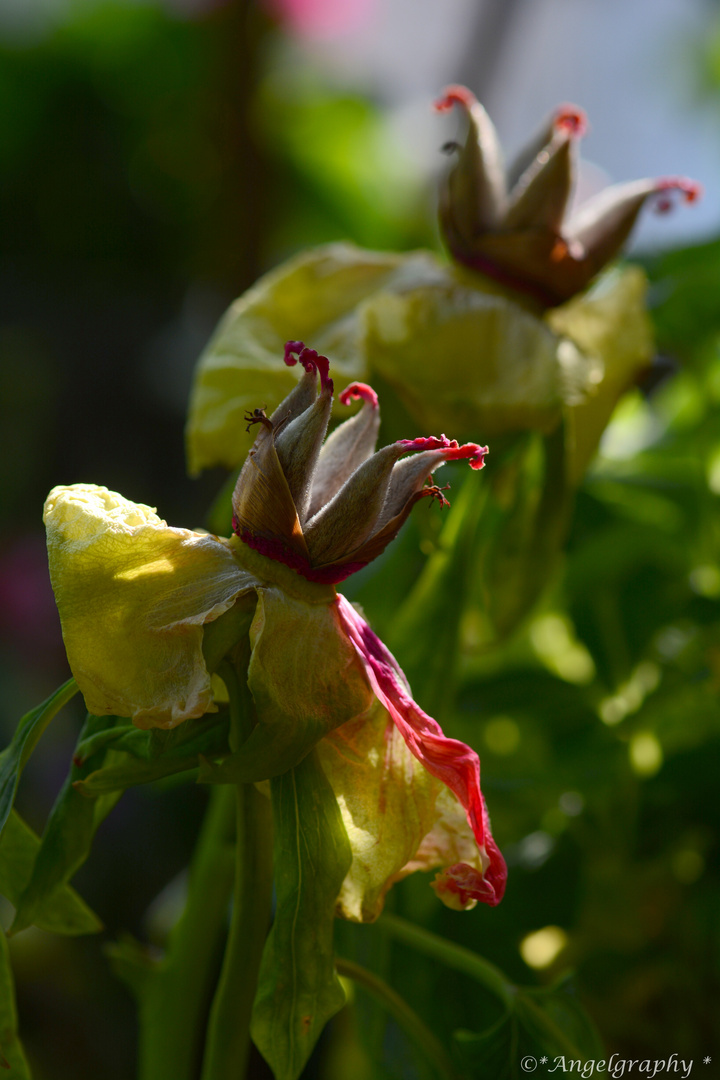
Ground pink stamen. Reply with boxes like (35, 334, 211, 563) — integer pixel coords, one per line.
(433, 84, 477, 113)
(553, 104, 588, 138)
(652, 176, 702, 214)
(421, 483, 451, 509)
(336, 594, 507, 907)
(283, 340, 333, 392)
(397, 436, 488, 471)
(339, 382, 379, 409)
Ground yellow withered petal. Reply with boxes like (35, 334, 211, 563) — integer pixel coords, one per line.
(186, 244, 416, 474)
(548, 265, 654, 483)
(317, 701, 442, 922)
(361, 274, 597, 439)
(44, 485, 256, 728)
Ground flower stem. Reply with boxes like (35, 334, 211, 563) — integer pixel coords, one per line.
(335, 956, 460, 1080)
(138, 783, 237, 1080)
(376, 912, 516, 1007)
(200, 655, 274, 1080)
(200, 782, 273, 1079)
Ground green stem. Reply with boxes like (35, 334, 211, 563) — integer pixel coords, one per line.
(336, 956, 460, 1080)
(377, 913, 516, 1007)
(200, 655, 274, 1080)
(139, 784, 237, 1080)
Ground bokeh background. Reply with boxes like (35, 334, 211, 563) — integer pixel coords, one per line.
(2, 0, 720, 1076)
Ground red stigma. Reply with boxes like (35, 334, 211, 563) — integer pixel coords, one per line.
(433, 84, 477, 113)
(339, 382, 379, 409)
(553, 104, 588, 138)
(72, 753, 84, 768)
(283, 341, 333, 392)
(653, 176, 702, 213)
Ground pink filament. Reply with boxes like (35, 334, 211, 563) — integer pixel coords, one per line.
(336, 594, 507, 906)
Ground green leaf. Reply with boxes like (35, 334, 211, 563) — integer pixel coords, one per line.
(0, 678, 78, 839)
(0, 810, 101, 936)
(75, 710, 232, 794)
(105, 934, 159, 1000)
(0, 927, 32, 1077)
(10, 714, 123, 935)
(453, 979, 604, 1079)
(377, 915, 603, 1079)
(250, 749, 352, 1080)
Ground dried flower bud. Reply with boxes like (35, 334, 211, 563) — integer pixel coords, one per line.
(436, 85, 700, 307)
(231, 341, 487, 583)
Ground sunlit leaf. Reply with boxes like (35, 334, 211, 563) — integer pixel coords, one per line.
(0, 678, 78, 840)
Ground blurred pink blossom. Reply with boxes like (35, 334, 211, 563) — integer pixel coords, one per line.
(263, 0, 376, 39)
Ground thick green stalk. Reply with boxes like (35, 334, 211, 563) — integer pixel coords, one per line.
(139, 783, 237, 1080)
(336, 956, 460, 1080)
(200, 657, 274, 1080)
(377, 912, 516, 1007)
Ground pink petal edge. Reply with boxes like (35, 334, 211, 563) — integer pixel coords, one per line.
(284, 340, 333, 393)
(336, 593, 507, 906)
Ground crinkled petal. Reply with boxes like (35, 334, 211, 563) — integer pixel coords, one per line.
(186, 243, 416, 473)
(44, 485, 257, 729)
(317, 700, 442, 922)
(404, 787, 483, 875)
(548, 265, 654, 483)
(336, 595, 507, 906)
(360, 275, 593, 438)
(210, 586, 375, 781)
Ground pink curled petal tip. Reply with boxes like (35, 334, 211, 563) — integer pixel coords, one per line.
(283, 340, 305, 366)
(397, 436, 488, 470)
(433, 84, 478, 113)
(283, 340, 332, 391)
(553, 104, 588, 138)
(339, 382, 379, 409)
(652, 176, 703, 214)
(431, 862, 498, 910)
(397, 435, 459, 453)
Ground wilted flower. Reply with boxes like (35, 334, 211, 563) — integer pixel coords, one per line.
(435, 84, 701, 307)
(44, 343, 505, 915)
(233, 341, 485, 582)
(187, 92, 697, 479)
